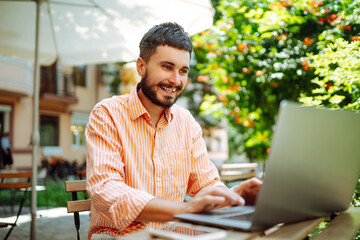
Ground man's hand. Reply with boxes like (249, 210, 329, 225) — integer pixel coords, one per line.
(185, 186, 245, 213)
(136, 187, 244, 222)
(233, 177, 262, 205)
(136, 179, 262, 223)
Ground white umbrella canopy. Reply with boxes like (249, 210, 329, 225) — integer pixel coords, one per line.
(0, 0, 214, 65)
(0, 1, 214, 239)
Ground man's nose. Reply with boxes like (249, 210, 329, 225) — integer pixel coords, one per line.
(169, 71, 181, 86)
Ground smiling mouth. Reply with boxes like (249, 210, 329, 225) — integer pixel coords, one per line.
(160, 85, 180, 93)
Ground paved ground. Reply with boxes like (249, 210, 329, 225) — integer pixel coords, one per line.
(0, 206, 89, 239)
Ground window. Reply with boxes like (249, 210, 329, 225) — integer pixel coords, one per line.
(40, 115, 59, 146)
(71, 112, 89, 148)
(73, 65, 87, 87)
(40, 61, 57, 94)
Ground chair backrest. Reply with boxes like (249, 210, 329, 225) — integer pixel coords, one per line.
(65, 180, 91, 213)
(219, 163, 258, 184)
(0, 171, 32, 189)
(65, 180, 91, 240)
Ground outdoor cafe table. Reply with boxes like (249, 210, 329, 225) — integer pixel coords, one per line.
(118, 207, 360, 240)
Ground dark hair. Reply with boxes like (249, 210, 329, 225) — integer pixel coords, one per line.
(139, 22, 193, 62)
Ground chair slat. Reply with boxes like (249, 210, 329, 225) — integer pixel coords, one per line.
(0, 172, 32, 178)
(220, 163, 258, 185)
(221, 163, 258, 170)
(0, 222, 13, 227)
(67, 199, 91, 213)
(220, 172, 256, 182)
(65, 180, 87, 192)
(0, 182, 31, 189)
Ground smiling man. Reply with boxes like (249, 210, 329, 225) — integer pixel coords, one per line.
(85, 22, 261, 239)
(136, 44, 189, 124)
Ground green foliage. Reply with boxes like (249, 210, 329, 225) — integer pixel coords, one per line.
(191, 2, 360, 237)
(356, 231, 360, 240)
(99, 62, 129, 95)
(300, 38, 360, 110)
(308, 221, 329, 239)
(353, 179, 360, 207)
(192, 0, 360, 161)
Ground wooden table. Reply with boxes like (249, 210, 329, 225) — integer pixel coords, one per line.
(118, 207, 360, 240)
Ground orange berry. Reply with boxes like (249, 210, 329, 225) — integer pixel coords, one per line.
(219, 95, 227, 103)
(269, 82, 278, 88)
(235, 116, 242, 124)
(197, 75, 210, 82)
(303, 37, 314, 46)
(266, 148, 271, 154)
(241, 67, 250, 74)
(237, 43, 247, 51)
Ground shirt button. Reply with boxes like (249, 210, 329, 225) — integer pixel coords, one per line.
(156, 177, 161, 182)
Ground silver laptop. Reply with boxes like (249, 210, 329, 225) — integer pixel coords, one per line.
(175, 101, 360, 231)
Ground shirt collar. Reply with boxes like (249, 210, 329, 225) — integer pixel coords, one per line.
(128, 83, 174, 122)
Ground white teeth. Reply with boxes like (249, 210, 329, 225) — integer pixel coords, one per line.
(163, 87, 176, 92)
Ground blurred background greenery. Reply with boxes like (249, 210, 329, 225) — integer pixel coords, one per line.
(184, 0, 360, 237)
(189, 0, 359, 162)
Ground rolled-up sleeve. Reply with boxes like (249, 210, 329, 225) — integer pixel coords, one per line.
(86, 104, 155, 233)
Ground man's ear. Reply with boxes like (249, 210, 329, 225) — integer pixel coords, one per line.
(136, 57, 146, 77)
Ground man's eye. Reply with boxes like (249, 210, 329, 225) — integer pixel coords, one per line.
(163, 65, 172, 70)
(180, 69, 189, 74)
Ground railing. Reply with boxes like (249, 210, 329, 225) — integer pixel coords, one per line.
(40, 68, 76, 98)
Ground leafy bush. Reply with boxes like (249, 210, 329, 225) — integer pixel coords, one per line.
(192, 0, 359, 161)
(191, 1, 359, 238)
(300, 38, 360, 109)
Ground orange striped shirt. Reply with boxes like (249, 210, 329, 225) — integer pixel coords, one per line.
(85, 86, 224, 239)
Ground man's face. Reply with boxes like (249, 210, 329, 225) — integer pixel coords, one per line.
(137, 45, 190, 108)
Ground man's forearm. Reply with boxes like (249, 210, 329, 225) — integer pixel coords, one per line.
(135, 198, 188, 222)
(136, 185, 244, 223)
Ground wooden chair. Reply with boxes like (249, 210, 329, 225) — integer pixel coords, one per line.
(65, 180, 91, 240)
(0, 171, 32, 240)
(219, 163, 258, 186)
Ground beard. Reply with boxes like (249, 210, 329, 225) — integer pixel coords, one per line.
(139, 70, 184, 108)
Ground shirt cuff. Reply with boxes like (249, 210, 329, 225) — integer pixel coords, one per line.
(110, 189, 156, 230)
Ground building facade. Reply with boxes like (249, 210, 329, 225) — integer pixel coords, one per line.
(0, 57, 113, 169)
(0, 57, 229, 170)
